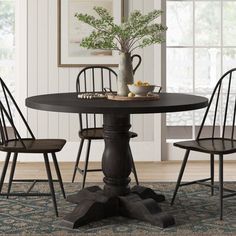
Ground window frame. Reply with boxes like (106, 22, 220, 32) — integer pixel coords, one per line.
(165, 0, 236, 141)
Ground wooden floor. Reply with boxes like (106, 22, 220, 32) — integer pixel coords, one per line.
(1, 161, 236, 183)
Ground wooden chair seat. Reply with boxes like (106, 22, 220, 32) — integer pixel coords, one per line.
(79, 128, 138, 140)
(174, 138, 236, 155)
(0, 139, 66, 153)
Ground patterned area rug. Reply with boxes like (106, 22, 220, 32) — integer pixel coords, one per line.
(0, 182, 236, 236)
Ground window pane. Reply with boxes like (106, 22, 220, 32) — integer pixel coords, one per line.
(0, 65, 15, 80)
(167, 48, 193, 93)
(167, 1, 193, 46)
(167, 111, 193, 127)
(194, 94, 213, 126)
(223, 49, 236, 93)
(0, 1, 15, 46)
(223, 48, 236, 72)
(223, 2, 236, 46)
(0, 0, 15, 123)
(195, 1, 221, 46)
(0, 47, 14, 61)
(222, 93, 236, 126)
(195, 48, 221, 94)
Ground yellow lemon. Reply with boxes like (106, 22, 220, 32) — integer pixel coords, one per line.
(135, 80, 143, 86)
(128, 92, 135, 97)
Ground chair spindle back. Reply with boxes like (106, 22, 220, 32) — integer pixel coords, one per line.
(76, 66, 117, 130)
(0, 78, 35, 147)
(197, 68, 236, 140)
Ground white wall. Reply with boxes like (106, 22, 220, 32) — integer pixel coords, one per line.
(18, 0, 164, 162)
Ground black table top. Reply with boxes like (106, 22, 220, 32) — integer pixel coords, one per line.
(26, 92, 208, 115)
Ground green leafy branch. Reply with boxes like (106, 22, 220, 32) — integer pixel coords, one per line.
(75, 7, 167, 53)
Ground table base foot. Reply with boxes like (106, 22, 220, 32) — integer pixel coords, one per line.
(66, 186, 103, 204)
(120, 193, 175, 228)
(62, 185, 175, 229)
(131, 185, 166, 202)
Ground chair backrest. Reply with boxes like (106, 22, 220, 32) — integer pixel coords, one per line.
(76, 56, 142, 130)
(76, 66, 118, 130)
(197, 68, 236, 140)
(0, 78, 35, 147)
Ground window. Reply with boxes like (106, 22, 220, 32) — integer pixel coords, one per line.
(0, 0, 16, 125)
(0, 0, 15, 98)
(166, 0, 236, 140)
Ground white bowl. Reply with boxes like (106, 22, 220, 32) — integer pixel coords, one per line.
(128, 84, 156, 97)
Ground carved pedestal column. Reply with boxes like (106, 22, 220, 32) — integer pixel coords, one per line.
(102, 114, 132, 197)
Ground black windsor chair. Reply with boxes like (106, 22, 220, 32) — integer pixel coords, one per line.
(0, 78, 66, 217)
(171, 68, 236, 220)
(72, 55, 142, 188)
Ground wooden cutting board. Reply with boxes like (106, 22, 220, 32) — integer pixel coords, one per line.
(107, 94, 160, 101)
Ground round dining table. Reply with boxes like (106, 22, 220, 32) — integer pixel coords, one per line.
(26, 92, 208, 229)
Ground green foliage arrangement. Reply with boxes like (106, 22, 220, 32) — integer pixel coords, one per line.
(75, 7, 167, 53)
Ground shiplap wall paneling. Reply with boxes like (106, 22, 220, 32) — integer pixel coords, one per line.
(27, 0, 38, 137)
(58, 68, 70, 140)
(37, 0, 49, 138)
(128, 0, 155, 142)
(143, 0, 155, 141)
(129, 0, 144, 141)
(69, 68, 80, 141)
(48, 0, 59, 139)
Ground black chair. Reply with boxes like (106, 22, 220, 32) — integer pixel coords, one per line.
(0, 78, 66, 217)
(72, 57, 142, 188)
(171, 68, 236, 220)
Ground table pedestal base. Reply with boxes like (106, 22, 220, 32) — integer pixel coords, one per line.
(62, 185, 175, 229)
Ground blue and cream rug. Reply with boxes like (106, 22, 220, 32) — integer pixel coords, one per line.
(0, 182, 236, 235)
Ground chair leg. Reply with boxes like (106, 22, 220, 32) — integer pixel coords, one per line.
(43, 153, 58, 217)
(72, 139, 84, 183)
(7, 153, 18, 198)
(219, 154, 223, 220)
(51, 153, 66, 199)
(0, 152, 11, 193)
(129, 145, 139, 185)
(171, 149, 190, 206)
(82, 140, 91, 189)
(210, 154, 214, 196)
